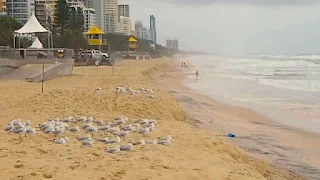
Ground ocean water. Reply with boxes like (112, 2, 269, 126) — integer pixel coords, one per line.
(183, 55, 320, 133)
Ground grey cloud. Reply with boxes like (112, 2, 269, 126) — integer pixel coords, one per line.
(169, 0, 319, 6)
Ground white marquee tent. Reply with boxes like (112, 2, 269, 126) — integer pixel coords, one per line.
(13, 14, 53, 53)
(29, 37, 43, 49)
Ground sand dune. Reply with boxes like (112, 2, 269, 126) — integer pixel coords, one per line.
(0, 58, 304, 180)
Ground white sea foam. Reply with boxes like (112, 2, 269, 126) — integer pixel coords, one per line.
(183, 55, 320, 133)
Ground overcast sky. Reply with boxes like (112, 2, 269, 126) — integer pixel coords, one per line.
(120, 0, 320, 55)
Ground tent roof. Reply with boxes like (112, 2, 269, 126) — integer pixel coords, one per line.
(129, 37, 137, 42)
(86, 25, 105, 35)
(15, 14, 50, 34)
(29, 37, 43, 49)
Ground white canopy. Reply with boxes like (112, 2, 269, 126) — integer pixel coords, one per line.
(29, 37, 43, 49)
(14, 14, 50, 34)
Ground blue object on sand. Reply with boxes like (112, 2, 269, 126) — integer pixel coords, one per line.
(228, 133, 236, 138)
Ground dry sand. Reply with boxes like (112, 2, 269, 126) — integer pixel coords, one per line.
(0, 58, 304, 180)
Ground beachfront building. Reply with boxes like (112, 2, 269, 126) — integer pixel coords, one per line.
(149, 15, 156, 43)
(30, 0, 58, 22)
(105, 0, 120, 33)
(135, 21, 149, 40)
(35, 3, 51, 29)
(135, 21, 142, 32)
(29, 1, 52, 29)
(83, 0, 93, 8)
(83, 7, 95, 33)
(93, 0, 106, 33)
(67, 0, 84, 7)
(30, 0, 95, 33)
(66, 1, 96, 33)
(166, 39, 179, 50)
(6, 0, 31, 25)
(119, 16, 131, 36)
(118, 4, 129, 17)
(0, 0, 6, 16)
(67, 0, 93, 8)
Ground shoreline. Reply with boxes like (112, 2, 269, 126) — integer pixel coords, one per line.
(0, 58, 304, 180)
(155, 57, 319, 179)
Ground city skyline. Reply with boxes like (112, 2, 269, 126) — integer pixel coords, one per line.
(2, 0, 166, 48)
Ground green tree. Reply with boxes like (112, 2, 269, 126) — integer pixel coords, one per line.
(53, 29, 88, 54)
(0, 16, 22, 47)
(69, 7, 84, 32)
(53, 0, 70, 35)
(100, 33, 173, 57)
(64, 29, 88, 55)
(105, 33, 128, 51)
(18, 37, 33, 48)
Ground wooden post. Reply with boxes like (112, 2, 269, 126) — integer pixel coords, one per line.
(13, 34, 15, 59)
(41, 65, 44, 93)
(127, 59, 129, 69)
(95, 60, 99, 72)
(112, 56, 115, 76)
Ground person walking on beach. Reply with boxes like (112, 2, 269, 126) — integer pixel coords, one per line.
(196, 70, 199, 79)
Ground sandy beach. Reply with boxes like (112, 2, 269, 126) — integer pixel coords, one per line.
(0, 58, 304, 180)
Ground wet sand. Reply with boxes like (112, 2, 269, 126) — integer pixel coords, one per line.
(0, 58, 304, 180)
(156, 57, 320, 179)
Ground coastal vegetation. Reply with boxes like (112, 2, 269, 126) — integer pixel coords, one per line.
(0, 16, 32, 48)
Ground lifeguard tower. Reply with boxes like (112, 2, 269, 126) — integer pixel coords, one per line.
(128, 36, 138, 52)
(86, 25, 106, 51)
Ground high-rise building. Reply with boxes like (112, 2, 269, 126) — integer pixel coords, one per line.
(149, 15, 156, 43)
(30, 0, 58, 21)
(6, 0, 31, 25)
(36, 4, 51, 29)
(118, 4, 129, 17)
(0, 0, 6, 16)
(67, 0, 85, 7)
(135, 21, 142, 32)
(66, 0, 95, 33)
(119, 16, 131, 36)
(66, 0, 93, 8)
(166, 39, 179, 50)
(83, 7, 95, 33)
(83, 0, 93, 8)
(0, 0, 5, 12)
(134, 21, 150, 40)
(29, 0, 94, 32)
(29, 1, 53, 29)
(105, 0, 119, 33)
(93, 0, 106, 32)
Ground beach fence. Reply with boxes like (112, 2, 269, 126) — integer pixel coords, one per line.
(0, 46, 15, 59)
(0, 47, 75, 82)
(122, 51, 152, 60)
(0, 47, 74, 60)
